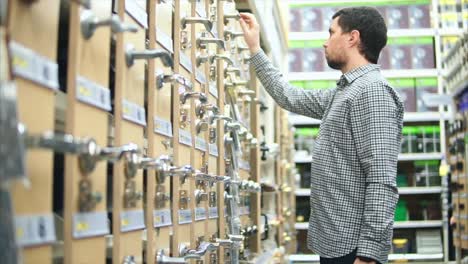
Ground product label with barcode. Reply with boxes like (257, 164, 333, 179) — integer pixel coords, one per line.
(120, 209, 145, 232)
(208, 207, 219, 219)
(72, 211, 109, 239)
(153, 209, 172, 228)
(15, 214, 56, 247)
(195, 137, 208, 151)
(156, 28, 174, 53)
(9, 41, 59, 91)
(122, 99, 147, 126)
(125, 0, 148, 28)
(180, 52, 193, 73)
(179, 129, 193, 146)
(195, 207, 207, 221)
(178, 209, 192, 224)
(76, 76, 112, 111)
(209, 143, 219, 157)
(154, 116, 173, 137)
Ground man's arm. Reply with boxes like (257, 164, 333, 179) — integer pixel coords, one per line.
(350, 82, 402, 263)
(250, 50, 335, 119)
(239, 13, 335, 120)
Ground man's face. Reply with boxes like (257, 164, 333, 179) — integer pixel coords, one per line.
(323, 17, 349, 70)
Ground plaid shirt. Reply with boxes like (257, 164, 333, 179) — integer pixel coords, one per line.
(251, 50, 403, 263)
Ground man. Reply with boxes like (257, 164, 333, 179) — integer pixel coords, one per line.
(239, 7, 403, 264)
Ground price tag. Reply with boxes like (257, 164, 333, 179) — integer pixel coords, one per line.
(209, 83, 218, 98)
(72, 211, 109, 239)
(125, 0, 148, 28)
(196, 4, 207, 18)
(156, 28, 174, 53)
(154, 209, 172, 228)
(179, 129, 193, 146)
(209, 143, 219, 157)
(180, 52, 193, 73)
(154, 116, 173, 137)
(15, 214, 56, 247)
(178, 209, 192, 225)
(120, 209, 145, 232)
(208, 207, 219, 219)
(9, 41, 59, 91)
(195, 70, 207, 84)
(122, 99, 147, 126)
(195, 207, 207, 221)
(76, 76, 111, 111)
(195, 137, 208, 152)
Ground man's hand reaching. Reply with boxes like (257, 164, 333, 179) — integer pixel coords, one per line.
(239, 13, 261, 54)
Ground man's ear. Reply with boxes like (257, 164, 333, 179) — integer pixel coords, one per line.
(348, 30, 360, 48)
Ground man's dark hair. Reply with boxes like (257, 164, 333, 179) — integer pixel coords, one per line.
(332, 7, 387, 64)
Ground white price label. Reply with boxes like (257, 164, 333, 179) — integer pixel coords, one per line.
(195, 70, 207, 84)
(178, 209, 192, 224)
(208, 207, 219, 219)
(180, 52, 193, 73)
(154, 116, 173, 137)
(9, 41, 59, 91)
(125, 0, 148, 28)
(156, 28, 174, 53)
(122, 99, 147, 126)
(15, 214, 56, 247)
(209, 143, 219, 157)
(76, 76, 112, 111)
(195, 207, 207, 221)
(120, 209, 145, 232)
(72, 211, 109, 239)
(195, 137, 208, 151)
(179, 129, 193, 146)
(209, 83, 218, 98)
(154, 209, 172, 228)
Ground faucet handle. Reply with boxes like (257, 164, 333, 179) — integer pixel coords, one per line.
(156, 72, 192, 91)
(223, 12, 241, 25)
(156, 250, 187, 264)
(80, 10, 138, 39)
(181, 17, 213, 31)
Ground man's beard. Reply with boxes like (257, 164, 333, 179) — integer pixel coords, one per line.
(326, 56, 345, 70)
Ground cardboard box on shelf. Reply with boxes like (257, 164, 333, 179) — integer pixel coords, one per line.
(416, 77, 439, 112)
(303, 47, 325, 72)
(302, 7, 322, 32)
(390, 78, 417, 112)
(411, 38, 435, 69)
(389, 44, 412, 69)
(321, 7, 337, 31)
(288, 48, 303, 72)
(289, 8, 302, 32)
(387, 5, 409, 29)
(408, 4, 431, 29)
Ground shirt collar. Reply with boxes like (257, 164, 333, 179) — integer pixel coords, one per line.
(336, 64, 380, 87)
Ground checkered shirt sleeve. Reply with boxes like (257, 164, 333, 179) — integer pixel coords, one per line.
(351, 81, 400, 262)
(250, 50, 336, 120)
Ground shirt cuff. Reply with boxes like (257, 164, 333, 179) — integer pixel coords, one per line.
(250, 49, 268, 69)
(357, 255, 377, 263)
(357, 239, 387, 263)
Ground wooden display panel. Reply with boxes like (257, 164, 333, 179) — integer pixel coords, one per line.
(214, 1, 227, 262)
(112, 1, 147, 262)
(191, 1, 210, 262)
(7, 1, 60, 263)
(64, 1, 112, 263)
(274, 105, 284, 248)
(147, 0, 175, 262)
(203, 2, 223, 262)
(248, 63, 262, 253)
(172, 0, 195, 257)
